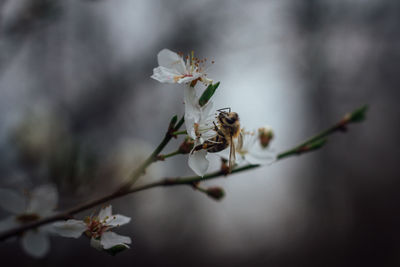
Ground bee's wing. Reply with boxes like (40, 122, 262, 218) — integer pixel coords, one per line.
(228, 135, 236, 172)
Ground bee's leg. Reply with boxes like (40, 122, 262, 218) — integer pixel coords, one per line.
(194, 142, 217, 152)
(213, 122, 226, 137)
(204, 142, 222, 152)
(213, 121, 219, 132)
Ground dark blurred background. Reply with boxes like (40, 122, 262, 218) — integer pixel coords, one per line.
(0, 0, 399, 266)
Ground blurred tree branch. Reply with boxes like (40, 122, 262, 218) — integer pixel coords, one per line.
(0, 105, 367, 241)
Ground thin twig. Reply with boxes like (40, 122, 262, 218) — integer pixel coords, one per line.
(117, 116, 185, 191)
(0, 106, 367, 241)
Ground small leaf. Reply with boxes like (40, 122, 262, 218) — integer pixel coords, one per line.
(349, 105, 368, 123)
(105, 244, 128, 256)
(199, 82, 220, 107)
(169, 115, 178, 128)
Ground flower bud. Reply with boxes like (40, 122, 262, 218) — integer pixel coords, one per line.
(258, 126, 274, 148)
(206, 187, 225, 201)
(178, 137, 194, 154)
(343, 105, 368, 123)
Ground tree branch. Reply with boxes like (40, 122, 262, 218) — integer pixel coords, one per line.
(0, 105, 367, 241)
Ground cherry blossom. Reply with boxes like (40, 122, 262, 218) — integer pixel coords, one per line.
(52, 205, 131, 251)
(151, 49, 212, 85)
(0, 184, 58, 258)
(216, 128, 275, 166)
(183, 86, 218, 176)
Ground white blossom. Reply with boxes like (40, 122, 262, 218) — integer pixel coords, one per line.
(151, 49, 212, 85)
(217, 129, 276, 166)
(0, 184, 58, 258)
(52, 205, 131, 251)
(184, 86, 216, 146)
(183, 86, 218, 176)
(235, 129, 276, 165)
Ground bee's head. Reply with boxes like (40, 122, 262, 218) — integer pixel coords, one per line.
(218, 111, 239, 126)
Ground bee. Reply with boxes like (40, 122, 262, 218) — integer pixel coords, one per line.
(195, 108, 241, 172)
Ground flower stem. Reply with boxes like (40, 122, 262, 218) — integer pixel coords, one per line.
(0, 105, 367, 242)
(172, 130, 187, 136)
(277, 105, 367, 160)
(117, 116, 185, 191)
(158, 150, 181, 160)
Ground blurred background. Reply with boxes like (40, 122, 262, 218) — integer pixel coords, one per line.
(0, 0, 399, 266)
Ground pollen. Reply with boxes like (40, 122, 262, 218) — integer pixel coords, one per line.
(174, 75, 183, 82)
(194, 123, 200, 137)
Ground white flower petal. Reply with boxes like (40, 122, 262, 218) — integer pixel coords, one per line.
(100, 231, 131, 249)
(215, 147, 230, 160)
(184, 86, 200, 118)
(235, 154, 247, 165)
(157, 49, 186, 74)
(27, 184, 58, 216)
(188, 150, 209, 177)
(90, 237, 103, 251)
(21, 230, 50, 258)
(151, 66, 181, 83)
(246, 149, 276, 165)
(98, 205, 112, 221)
(0, 216, 18, 232)
(105, 214, 131, 227)
(233, 129, 276, 165)
(202, 100, 214, 117)
(0, 188, 26, 214)
(185, 116, 197, 140)
(39, 223, 57, 234)
(177, 75, 199, 84)
(51, 219, 87, 238)
(184, 86, 215, 144)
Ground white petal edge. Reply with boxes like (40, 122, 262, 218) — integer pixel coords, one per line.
(246, 150, 276, 165)
(157, 49, 186, 74)
(98, 205, 112, 221)
(27, 184, 58, 216)
(151, 66, 181, 84)
(215, 147, 230, 161)
(21, 230, 50, 258)
(100, 231, 131, 249)
(90, 237, 103, 251)
(51, 219, 86, 238)
(0, 188, 26, 214)
(177, 75, 199, 84)
(105, 214, 131, 227)
(185, 116, 197, 140)
(188, 150, 209, 177)
(0, 216, 18, 233)
(184, 86, 201, 120)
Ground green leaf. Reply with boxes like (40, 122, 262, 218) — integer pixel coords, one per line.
(198, 82, 220, 107)
(169, 115, 178, 128)
(349, 105, 368, 123)
(105, 244, 128, 256)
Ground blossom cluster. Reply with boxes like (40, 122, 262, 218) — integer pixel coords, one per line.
(151, 48, 275, 176)
(0, 185, 131, 258)
(0, 48, 275, 258)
